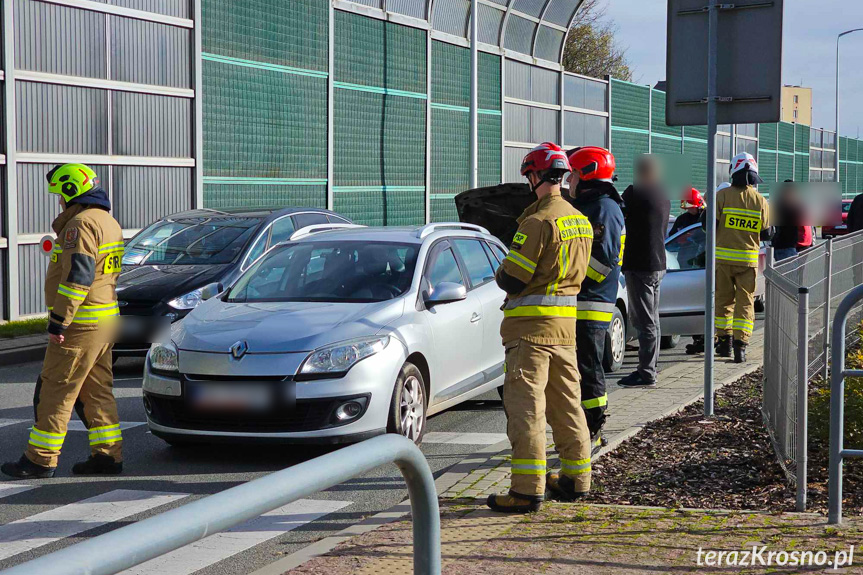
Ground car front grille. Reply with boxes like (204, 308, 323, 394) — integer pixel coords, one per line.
(145, 394, 363, 433)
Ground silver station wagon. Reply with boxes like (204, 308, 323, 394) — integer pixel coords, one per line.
(142, 223, 509, 445)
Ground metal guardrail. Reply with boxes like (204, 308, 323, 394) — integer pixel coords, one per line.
(0, 435, 441, 575)
(762, 229, 863, 512)
(828, 284, 863, 524)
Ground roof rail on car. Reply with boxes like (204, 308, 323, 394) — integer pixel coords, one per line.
(416, 223, 490, 239)
(289, 224, 366, 241)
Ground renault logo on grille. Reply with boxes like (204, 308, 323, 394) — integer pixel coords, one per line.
(230, 340, 249, 360)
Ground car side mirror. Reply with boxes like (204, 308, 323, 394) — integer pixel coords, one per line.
(425, 282, 467, 306)
(200, 282, 223, 302)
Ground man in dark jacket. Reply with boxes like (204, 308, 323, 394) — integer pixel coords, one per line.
(566, 146, 624, 453)
(619, 155, 670, 387)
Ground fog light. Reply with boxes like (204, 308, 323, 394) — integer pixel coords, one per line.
(143, 396, 153, 415)
(335, 401, 363, 421)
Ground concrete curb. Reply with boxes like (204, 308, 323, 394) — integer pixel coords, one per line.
(0, 335, 47, 367)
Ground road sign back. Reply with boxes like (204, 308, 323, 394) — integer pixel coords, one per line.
(666, 0, 784, 126)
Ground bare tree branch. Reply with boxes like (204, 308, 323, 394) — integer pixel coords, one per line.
(563, 1, 633, 81)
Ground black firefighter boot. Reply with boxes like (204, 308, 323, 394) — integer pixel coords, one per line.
(685, 336, 705, 355)
(1, 455, 56, 479)
(733, 340, 747, 364)
(715, 335, 732, 358)
(72, 454, 123, 475)
(545, 472, 589, 502)
(486, 491, 542, 513)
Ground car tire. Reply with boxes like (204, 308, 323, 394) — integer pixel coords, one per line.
(754, 296, 765, 313)
(660, 334, 680, 349)
(387, 362, 427, 445)
(603, 307, 626, 373)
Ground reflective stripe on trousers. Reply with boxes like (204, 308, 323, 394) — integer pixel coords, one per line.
(29, 427, 65, 451)
(89, 423, 122, 446)
(511, 459, 546, 475)
(560, 457, 591, 476)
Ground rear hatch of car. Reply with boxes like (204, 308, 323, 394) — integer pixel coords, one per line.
(454, 183, 537, 245)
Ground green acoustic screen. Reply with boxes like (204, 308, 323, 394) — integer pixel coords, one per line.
(651, 90, 680, 138)
(202, 60, 327, 179)
(335, 11, 427, 94)
(432, 41, 469, 107)
(431, 108, 468, 222)
(610, 80, 649, 131)
(204, 183, 326, 209)
(480, 52, 502, 111)
(777, 154, 794, 184)
(611, 131, 648, 192)
(202, 0, 328, 72)
(333, 13, 427, 226)
(684, 140, 708, 195)
(759, 123, 778, 150)
(480, 115, 502, 187)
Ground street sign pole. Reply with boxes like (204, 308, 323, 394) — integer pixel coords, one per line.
(703, 0, 719, 416)
(469, 0, 478, 189)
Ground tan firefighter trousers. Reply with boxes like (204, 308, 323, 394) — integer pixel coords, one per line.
(715, 264, 757, 344)
(503, 340, 592, 497)
(27, 327, 122, 467)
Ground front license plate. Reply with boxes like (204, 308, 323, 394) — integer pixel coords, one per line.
(187, 383, 272, 412)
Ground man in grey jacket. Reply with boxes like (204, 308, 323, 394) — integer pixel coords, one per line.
(618, 156, 670, 388)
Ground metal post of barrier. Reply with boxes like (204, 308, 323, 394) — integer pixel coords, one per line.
(823, 238, 834, 383)
(0, 434, 441, 575)
(828, 284, 863, 524)
(796, 287, 809, 511)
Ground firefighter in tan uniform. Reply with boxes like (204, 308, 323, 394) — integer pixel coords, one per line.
(715, 153, 771, 364)
(1, 164, 125, 479)
(487, 143, 594, 513)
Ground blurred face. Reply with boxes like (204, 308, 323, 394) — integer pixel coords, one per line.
(567, 170, 580, 193)
(687, 206, 699, 215)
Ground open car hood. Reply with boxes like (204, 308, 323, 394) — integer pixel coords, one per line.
(455, 184, 538, 245)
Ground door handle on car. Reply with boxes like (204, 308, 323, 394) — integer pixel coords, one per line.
(470, 312, 482, 323)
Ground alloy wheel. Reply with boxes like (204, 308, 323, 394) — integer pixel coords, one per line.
(400, 375, 424, 442)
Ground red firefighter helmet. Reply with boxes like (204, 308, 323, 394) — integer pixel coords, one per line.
(520, 142, 571, 177)
(681, 187, 704, 209)
(567, 146, 616, 182)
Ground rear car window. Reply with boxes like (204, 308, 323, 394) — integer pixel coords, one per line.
(124, 217, 260, 265)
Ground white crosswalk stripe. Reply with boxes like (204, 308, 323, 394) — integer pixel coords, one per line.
(116, 499, 351, 575)
(0, 485, 37, 501)
(423, 432, 508, 445)
(0, 419, 28, 429)
(66, 420, 146, 432)
(0, 489, 188, 561)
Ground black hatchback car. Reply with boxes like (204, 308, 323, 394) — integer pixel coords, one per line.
(114, 207, 352, 357)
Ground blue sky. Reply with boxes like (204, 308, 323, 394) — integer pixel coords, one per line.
(600, 0, 863, 138)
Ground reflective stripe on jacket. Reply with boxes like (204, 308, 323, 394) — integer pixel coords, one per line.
(716, 184, 769, 268)
(497, 191, 593, 345)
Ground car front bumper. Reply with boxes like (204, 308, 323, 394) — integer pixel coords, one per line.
(142, 340, 404, 442)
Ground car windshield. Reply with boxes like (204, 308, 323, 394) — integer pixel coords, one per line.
(228, 241, 419, 303)
(123, 217, 261, 265)
(665, 224, 705, 271)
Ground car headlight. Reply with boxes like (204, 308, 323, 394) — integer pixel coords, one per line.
(149, 341, 179, 374)
(298, 336, 390, 380)
(167, 283, 222, 310)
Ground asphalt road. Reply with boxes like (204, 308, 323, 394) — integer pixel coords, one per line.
(0, 343, 695, 575)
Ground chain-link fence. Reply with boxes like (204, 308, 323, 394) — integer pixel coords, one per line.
(762, 229, 863, 510)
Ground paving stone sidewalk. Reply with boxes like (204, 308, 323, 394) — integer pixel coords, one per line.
(440, 327, 764, 500)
